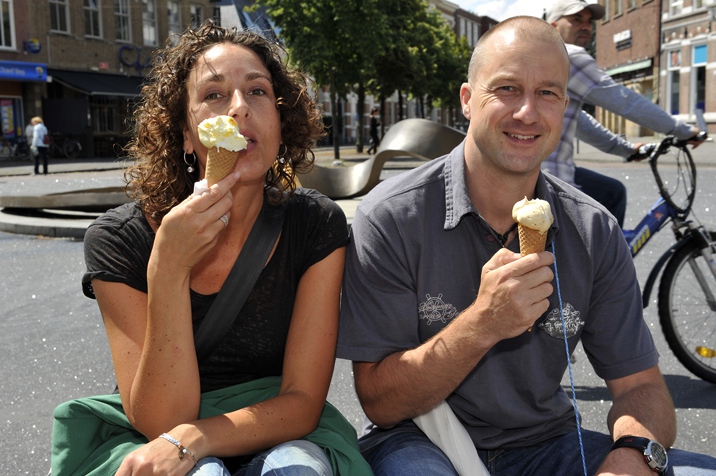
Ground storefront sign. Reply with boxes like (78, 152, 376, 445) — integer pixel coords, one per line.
(23, 39, 42, 54)
(0, 61, 48, 82)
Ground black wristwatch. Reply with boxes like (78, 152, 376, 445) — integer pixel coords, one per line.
(611, 436, 668, 475)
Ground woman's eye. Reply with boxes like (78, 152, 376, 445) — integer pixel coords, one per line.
(249, 88, 267, 96)
(204, 92, 222, 100)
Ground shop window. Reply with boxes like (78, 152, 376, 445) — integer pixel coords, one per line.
(115, 0, 130, 42)
(142, 0, 157, 46)
(667, 50, 681, 115)
(50, 0, 69, 33)
(84, 0, 101, 38)
(692, 45, 706, 113)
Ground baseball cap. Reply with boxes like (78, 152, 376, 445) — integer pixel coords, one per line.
(546, 0, 606, 23)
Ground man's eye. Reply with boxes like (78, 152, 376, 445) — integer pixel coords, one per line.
(205, 92, 222, 100)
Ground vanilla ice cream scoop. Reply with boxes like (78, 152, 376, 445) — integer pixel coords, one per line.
(512, 197, 553, 234)
(198, 115, 247, 151)
(197, 116, 247, 187)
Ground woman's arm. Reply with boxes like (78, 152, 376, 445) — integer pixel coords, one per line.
(94, 175, 238, 438)
(115, 247, 346, 475)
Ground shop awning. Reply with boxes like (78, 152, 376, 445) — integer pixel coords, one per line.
(48, 69, 144, 97)
(605, 59, 652, 76)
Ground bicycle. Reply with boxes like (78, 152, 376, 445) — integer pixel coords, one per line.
(47, 133, 82, 159)
(622, 110, 715, 383)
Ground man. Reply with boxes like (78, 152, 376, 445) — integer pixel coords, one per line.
(544, 0, 699, 227)
(337, 16, 716, 475)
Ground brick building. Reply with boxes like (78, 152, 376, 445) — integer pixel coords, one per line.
(594, 0, 663, 137)
(1, 0, 219, 158)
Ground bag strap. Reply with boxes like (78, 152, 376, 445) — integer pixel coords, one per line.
(194, 202, 284, 362)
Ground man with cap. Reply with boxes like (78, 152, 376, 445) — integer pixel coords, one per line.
(544, 0, 700, 228)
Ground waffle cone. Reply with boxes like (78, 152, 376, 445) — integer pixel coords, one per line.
(518, 224, 547, 257)
(205, 147, 238, 186)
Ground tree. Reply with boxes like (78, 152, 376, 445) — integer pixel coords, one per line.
(254, 0, 382, 159)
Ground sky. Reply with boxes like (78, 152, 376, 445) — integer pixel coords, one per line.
(451, 0, 552, 22)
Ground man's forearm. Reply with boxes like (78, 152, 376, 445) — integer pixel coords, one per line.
(354, 310, 494, 428)
(606, 368, 677, 447)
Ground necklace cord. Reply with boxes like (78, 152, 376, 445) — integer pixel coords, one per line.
(552, 240, 589, 476)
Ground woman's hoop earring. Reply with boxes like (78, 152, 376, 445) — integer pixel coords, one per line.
(184, 151, 196, 173)
(277, 144, 287, 165)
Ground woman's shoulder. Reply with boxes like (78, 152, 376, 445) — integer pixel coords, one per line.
(286, 188, 345, 218)
(283, 188, 348, 237)
(85, 202, 153, 247)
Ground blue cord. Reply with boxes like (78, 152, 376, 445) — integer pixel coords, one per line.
(552, 241, 588, 476)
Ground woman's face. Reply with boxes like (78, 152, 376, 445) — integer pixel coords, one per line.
(183, 42, 282, 186)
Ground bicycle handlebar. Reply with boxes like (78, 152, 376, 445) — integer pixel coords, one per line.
(625, 130, 709, 162)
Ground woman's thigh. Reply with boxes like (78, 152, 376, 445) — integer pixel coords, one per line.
(237, 440, 333, 476)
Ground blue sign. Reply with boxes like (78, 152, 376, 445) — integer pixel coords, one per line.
(23, 39, 41, 54)
(0, 61, 48, 82)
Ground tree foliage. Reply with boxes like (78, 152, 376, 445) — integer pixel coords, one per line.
(253, 0, 471, 151)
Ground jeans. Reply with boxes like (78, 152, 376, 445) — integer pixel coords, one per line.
(365, 428, 716, 476)
(574, 166, 627, 227)
(188, 440, 334, 476)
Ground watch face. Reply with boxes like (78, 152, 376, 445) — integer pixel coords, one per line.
(647, 441, 668, 467)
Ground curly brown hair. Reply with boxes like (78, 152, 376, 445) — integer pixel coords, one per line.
(124, 20, 325, 222)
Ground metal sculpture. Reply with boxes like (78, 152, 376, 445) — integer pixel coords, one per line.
(297, 118, 466, 199)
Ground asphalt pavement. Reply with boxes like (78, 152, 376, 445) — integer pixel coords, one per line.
(2, 139, 716, 474)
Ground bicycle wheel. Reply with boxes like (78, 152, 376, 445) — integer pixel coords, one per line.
(63, 140, 82, 159)
(658, 231, 716, 383)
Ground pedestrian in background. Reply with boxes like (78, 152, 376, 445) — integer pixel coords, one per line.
(23, 120, 35, 158)
(30, 116, 49, 175)
(366, 107, 381, 155)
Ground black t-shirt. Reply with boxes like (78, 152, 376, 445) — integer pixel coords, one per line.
(83, 188, 349, 392)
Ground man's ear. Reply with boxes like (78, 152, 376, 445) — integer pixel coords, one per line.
(460, 82, 472, 119)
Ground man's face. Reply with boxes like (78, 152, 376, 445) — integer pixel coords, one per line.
(460, 30, 569, 178)
(552, 9, 594, 47)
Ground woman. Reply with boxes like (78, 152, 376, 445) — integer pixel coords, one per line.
(31, 116, 49, 174)
(78, 22, 365, 476)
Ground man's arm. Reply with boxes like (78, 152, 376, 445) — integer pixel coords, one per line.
(353, 249, 555, 428)
(585, 81, 697, 141)
(576, 110, 636, 158)
(596, 366, 677, 475)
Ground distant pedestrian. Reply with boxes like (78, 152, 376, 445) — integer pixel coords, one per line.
(21, 120, 34, 158)
(31, 117, 49, 175)
(366, 107, 380, 155)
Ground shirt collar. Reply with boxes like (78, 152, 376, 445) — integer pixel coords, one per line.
(443, 141, 560, 239)
(443, 141, 476, 230)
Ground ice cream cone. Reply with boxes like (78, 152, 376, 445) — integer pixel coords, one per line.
(205, 146, 238, 186)
(517, 224, 548, 257)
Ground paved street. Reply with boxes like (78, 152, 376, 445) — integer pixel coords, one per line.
(2, 139, 716, 474)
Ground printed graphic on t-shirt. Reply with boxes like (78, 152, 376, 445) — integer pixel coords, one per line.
(538, 303, 584, 338)
(419, 293, 459, 325)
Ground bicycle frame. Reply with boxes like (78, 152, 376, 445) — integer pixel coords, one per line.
(623, 198, 672, 258)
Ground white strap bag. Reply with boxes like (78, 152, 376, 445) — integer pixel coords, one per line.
(413, 401, 490, 476)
